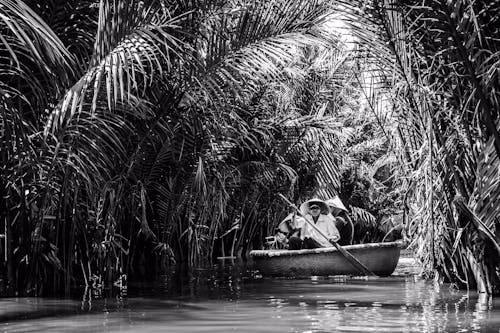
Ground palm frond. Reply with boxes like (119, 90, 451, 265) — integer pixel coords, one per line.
(0, 0, 73, 70)
(350, 205, 376, 227)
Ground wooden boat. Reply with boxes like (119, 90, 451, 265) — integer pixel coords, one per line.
(250, 240, 404, 277)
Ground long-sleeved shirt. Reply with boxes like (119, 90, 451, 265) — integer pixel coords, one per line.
(296, 214, 340, 247)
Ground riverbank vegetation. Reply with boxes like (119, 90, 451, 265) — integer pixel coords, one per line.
(1, 0, 499, 296)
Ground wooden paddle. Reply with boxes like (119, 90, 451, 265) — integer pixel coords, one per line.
(278, 194, 375, 276)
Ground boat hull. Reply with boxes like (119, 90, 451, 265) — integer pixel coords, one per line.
(250, 241, 403, 277)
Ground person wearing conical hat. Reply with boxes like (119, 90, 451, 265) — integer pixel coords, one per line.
(269, 212, 306, 249)
(326, 196, 354, 246)
(288, 198, 340, 250)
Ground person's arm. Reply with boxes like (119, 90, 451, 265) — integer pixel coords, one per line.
(295, 215, 309, 239)
(326, 216, 340, 242)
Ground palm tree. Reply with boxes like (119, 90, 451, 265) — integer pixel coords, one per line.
(1, 0, 337, 295)
(1, 0, 77, 295)
(336, 0, 500, 294)
(3, 0, 498, 297)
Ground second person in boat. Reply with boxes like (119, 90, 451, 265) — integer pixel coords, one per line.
(326, 196, 354, 246)
(288, 198, 340, 250)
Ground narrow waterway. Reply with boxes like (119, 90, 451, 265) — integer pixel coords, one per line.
(0, 256, 499, 332)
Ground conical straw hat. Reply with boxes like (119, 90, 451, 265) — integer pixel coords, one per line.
(299, 197, 329, 215)
(325, 196, 348, 211)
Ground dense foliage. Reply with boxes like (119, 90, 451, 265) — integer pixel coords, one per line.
(340, 0, 500, 294)
(1, 0, 350, 296)
(1, 0, 499, 296)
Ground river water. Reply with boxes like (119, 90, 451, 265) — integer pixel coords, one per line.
(0, 257, 499, 332)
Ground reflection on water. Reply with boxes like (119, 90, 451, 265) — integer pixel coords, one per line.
(0, 257, 499, 332)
